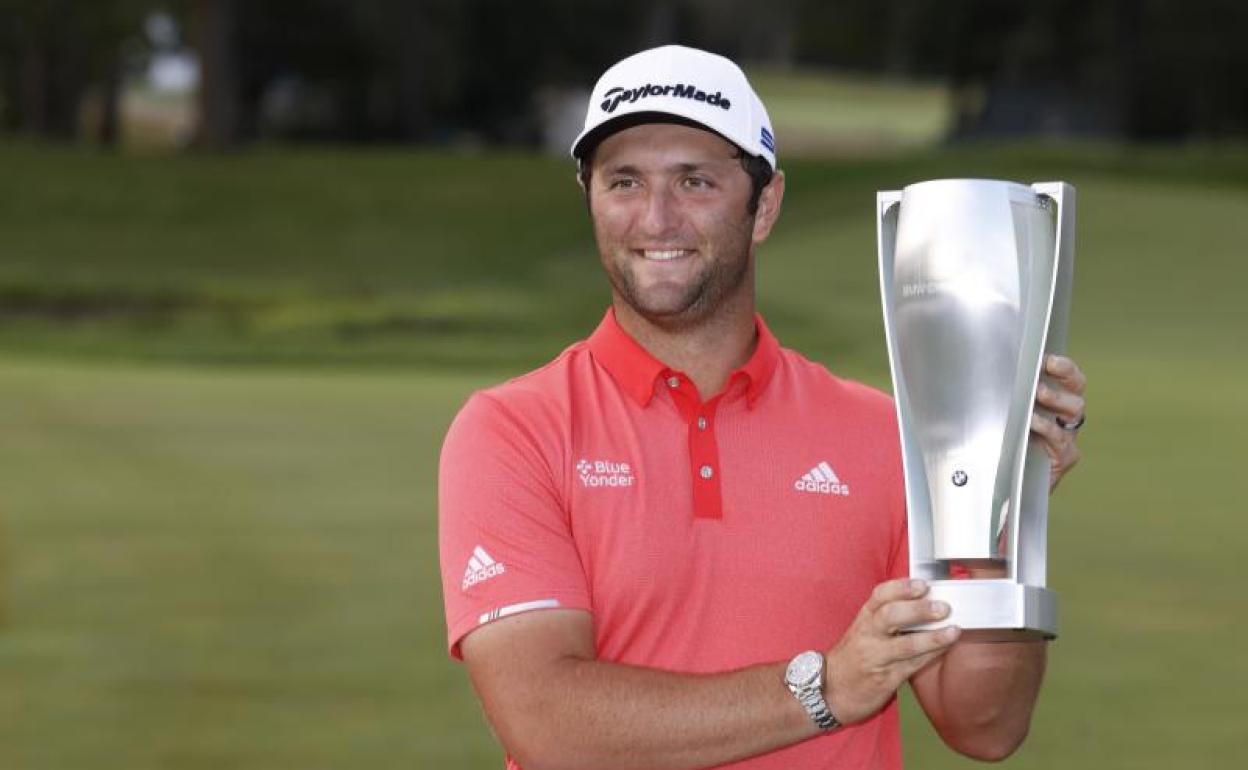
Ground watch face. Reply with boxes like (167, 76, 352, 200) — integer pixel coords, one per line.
(786, 651, 822, 687)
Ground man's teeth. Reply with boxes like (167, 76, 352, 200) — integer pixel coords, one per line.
(642, 249, 687, 261)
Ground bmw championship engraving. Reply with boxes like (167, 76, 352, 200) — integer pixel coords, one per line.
(877, 179, 1075, 638)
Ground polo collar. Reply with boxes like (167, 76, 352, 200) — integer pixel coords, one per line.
(587, 308, 780, 408)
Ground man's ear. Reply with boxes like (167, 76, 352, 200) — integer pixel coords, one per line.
(576, 170, 593, 213)
(751, 169, 785, 244)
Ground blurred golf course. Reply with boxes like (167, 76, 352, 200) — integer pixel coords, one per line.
(1, 133, 1245, 769)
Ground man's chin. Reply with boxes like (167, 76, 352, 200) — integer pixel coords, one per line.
(624, 298, 709, 330)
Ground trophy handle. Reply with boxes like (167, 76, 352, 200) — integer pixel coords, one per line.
(878, 190, 943, 580)
(876, 190, 903, 261)
(1031, 183, 1076, 356)
(1011, 182, 1077, 588)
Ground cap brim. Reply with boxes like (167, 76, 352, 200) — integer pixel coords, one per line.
(571, 111, 739, 162)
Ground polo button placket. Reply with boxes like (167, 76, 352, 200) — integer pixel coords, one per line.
(656, 370, 726, 520)
(687, 402, 723, 518)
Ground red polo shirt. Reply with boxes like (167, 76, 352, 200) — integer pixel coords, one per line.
(440, 309, 909, 769)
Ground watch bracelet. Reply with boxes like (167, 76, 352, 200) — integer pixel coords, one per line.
(799, 688, 839, 730)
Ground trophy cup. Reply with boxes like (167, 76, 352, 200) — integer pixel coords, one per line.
(876, 179, 1075, 638)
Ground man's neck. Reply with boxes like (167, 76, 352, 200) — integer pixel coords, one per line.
(612, 296, 758, 401)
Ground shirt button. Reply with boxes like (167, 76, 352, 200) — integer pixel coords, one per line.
(666, 376, 681, 388)
(699, 465, 714, 480)
(696, 416, 708, 430)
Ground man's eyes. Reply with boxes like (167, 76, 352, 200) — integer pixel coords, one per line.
(605, 176, 716, 191)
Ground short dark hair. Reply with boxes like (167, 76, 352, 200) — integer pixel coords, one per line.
(576, 130, 775, 215)
(733, 149, 775, 215)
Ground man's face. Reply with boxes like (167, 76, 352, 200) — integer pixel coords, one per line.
(586, 123, 776, 330)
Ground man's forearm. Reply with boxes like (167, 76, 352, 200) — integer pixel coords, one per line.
(470, 656, 821, 770)
(915, 636, 1047, 761)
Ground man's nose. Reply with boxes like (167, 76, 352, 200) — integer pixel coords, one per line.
(640, 186, 680, 237)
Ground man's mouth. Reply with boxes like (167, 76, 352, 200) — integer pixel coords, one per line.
(637, 249, 693, 261)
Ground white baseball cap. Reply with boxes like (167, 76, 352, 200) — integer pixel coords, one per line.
(570, 45, 776, 170)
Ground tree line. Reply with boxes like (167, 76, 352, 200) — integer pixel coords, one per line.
(1, 0, 1246, 149)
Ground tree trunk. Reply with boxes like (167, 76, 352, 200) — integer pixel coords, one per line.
(394, 1, 431, 141)
(191, 0, 241, 148)
(96, 47, 121, 148)
(17, 41, 49, 134)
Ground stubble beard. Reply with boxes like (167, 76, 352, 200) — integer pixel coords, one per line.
(597, 216, 756, 332)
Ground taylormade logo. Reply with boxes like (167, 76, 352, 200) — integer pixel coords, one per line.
(600, 83, 732, 114)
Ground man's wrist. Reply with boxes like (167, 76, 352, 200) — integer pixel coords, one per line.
(783, 650, 840, 732)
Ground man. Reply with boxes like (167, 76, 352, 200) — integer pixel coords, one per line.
(439, 45, 1086, 770)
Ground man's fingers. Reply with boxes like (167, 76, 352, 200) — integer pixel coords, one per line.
(887, 626, 961, 662)
(1031, 412, 1081, 491)
(901, 646, 954, 680)
(875, 598, 950, 636)
(1035, 382, 1085, 423)
(865, 578, 926, 613)
(1030, 412, 1068, 451)
(1045, 354, 1086, 394)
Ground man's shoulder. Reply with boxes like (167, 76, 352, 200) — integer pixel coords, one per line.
(474, 338, 591, 408)
(448, 338, 593, 438)
(775, 344, 896, 416)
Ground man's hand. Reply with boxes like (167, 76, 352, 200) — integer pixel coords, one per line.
(1032, 354, 1087, 491)
(824, 578, 960, 725)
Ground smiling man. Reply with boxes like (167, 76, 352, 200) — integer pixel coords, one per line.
(439, 45, 1087, 770)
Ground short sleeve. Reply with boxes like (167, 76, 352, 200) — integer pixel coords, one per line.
(438, 392, 591, 659)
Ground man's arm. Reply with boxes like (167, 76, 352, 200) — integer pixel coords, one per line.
(462, 580, 958, 770)
(461, 610, 814, 770)
(908, 578, 1048, 761)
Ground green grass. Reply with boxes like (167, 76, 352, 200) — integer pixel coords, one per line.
(0, 360, 503, 769)
(1, 139, 1247, 767)
(750, 66, 952, 153)
(3, 140, 1245, 371)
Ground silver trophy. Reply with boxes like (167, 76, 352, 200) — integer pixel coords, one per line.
(877, 179, 1075, 638)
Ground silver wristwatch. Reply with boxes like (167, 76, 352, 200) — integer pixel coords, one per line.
(784, 650, 840, 731)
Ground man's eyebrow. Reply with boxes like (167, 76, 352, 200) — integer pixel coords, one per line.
(671, 161, 719, 174)
(601, 159, 733, 176)
(602, 163, 642, 176)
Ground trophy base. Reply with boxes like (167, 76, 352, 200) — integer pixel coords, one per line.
(905, 580, 1057, 639)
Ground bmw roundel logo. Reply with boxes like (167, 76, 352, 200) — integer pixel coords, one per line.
(952, 470, 968, 487)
